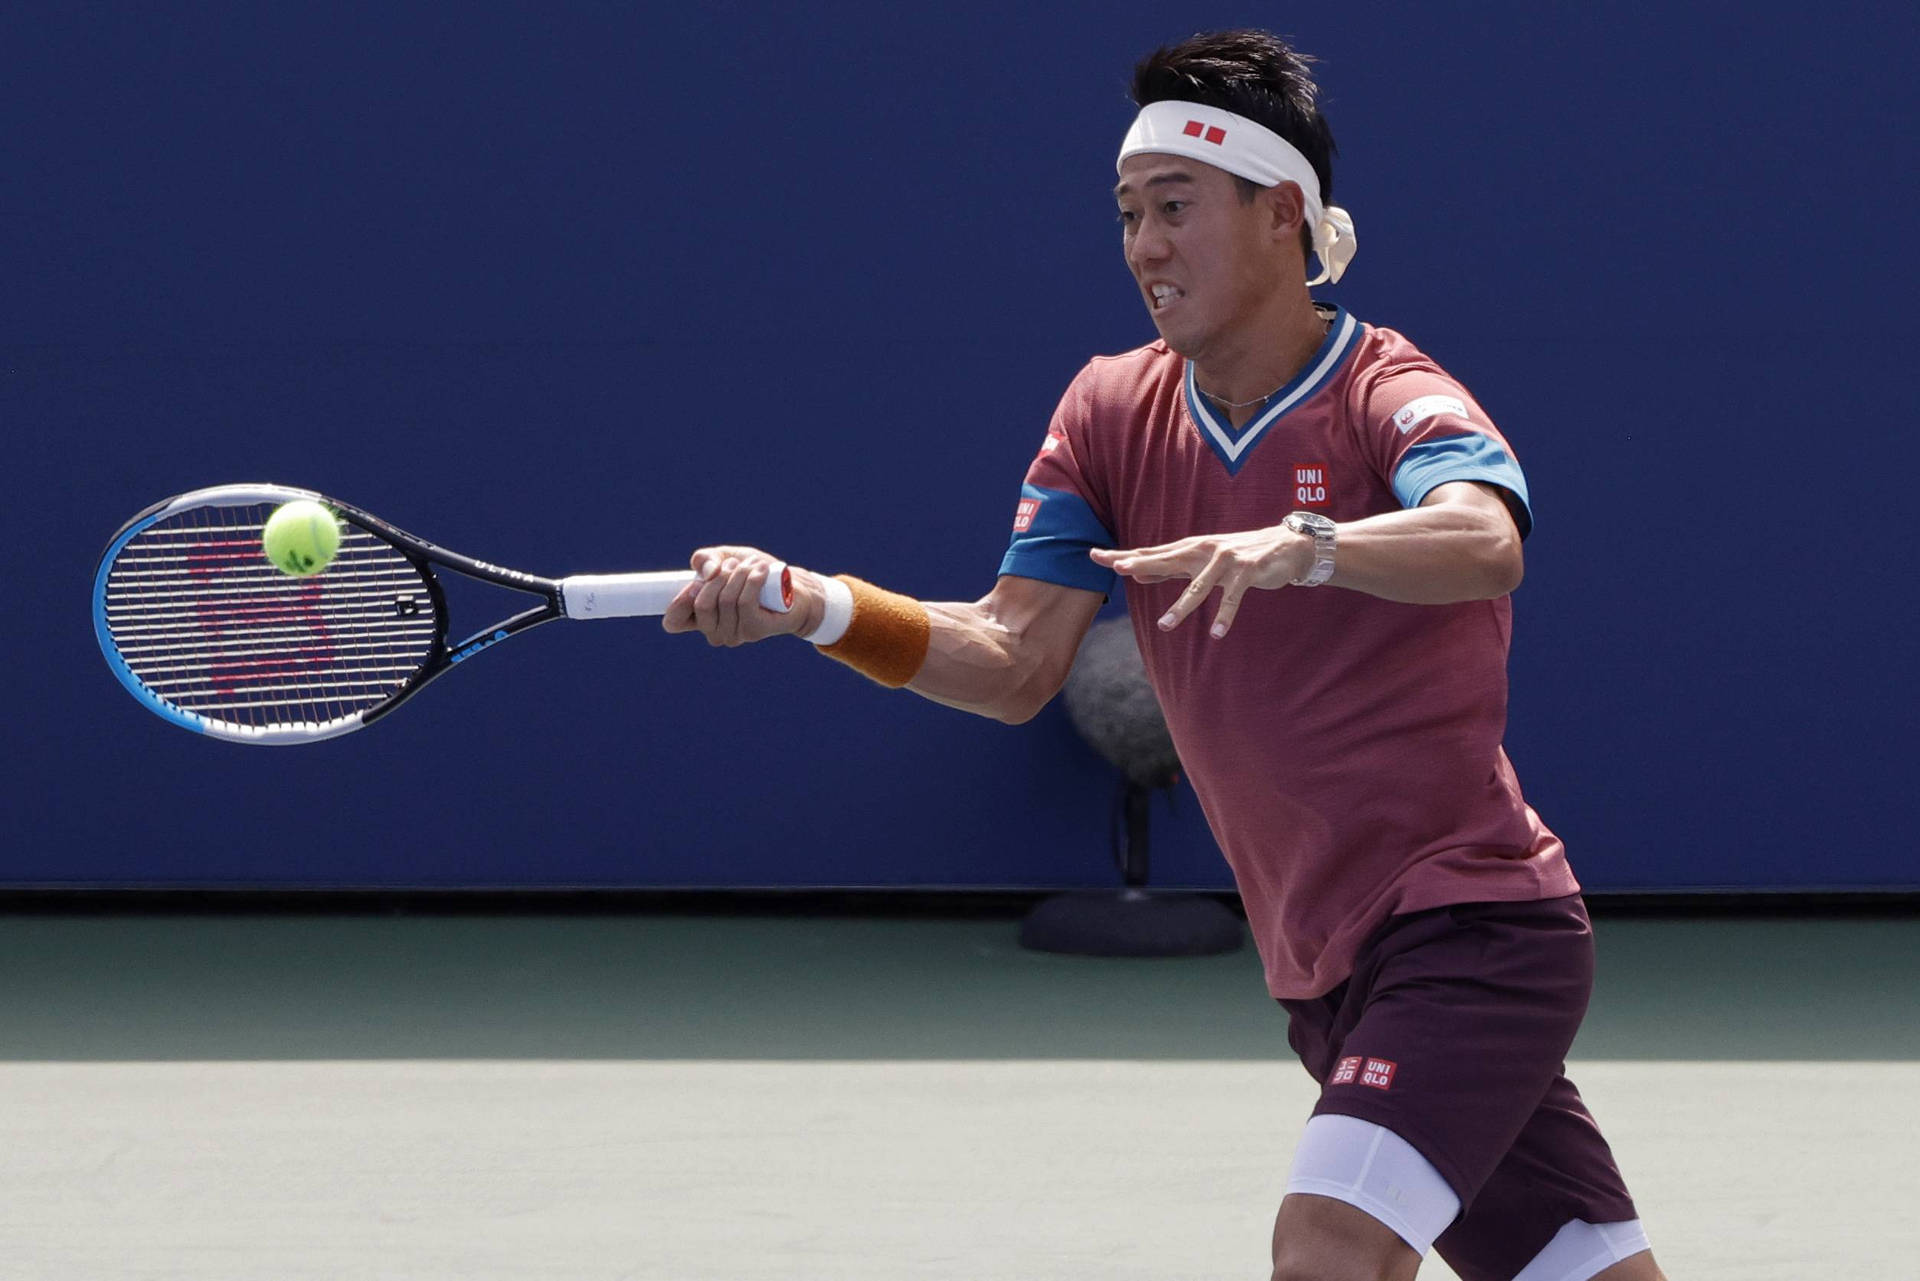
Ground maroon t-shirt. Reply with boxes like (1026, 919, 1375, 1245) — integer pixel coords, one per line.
(1002, 307, 1578, 998)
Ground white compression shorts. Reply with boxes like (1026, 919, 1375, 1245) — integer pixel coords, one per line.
(1285, 1114, 1461, 1254)
(1512, 1217, 1654, 1280)
(1285, 1115, 1653, 1277)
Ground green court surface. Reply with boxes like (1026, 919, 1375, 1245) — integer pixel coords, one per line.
(4, 907, 1916, 1061)
(2, 905, 1915, 1278)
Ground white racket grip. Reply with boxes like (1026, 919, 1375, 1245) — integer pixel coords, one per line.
(560, 564, 793, 619)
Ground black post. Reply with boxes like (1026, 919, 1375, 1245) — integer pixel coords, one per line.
(1119, 782, 1151, 888)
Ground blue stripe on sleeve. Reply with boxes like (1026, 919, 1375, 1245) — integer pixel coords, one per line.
(1391, 434, 1534, 538)
(998, 483, 1117, 594)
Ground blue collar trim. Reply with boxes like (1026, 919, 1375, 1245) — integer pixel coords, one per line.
(1183, 308, 1360, 475)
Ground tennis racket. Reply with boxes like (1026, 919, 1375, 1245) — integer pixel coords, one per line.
(92, 483, 791, 745)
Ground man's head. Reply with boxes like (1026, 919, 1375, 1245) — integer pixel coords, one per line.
(1130, 30, 1336, 260)
(1114, 31, 1344, 361)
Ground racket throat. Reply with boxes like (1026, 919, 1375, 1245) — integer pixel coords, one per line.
(445, 606, 556, 665)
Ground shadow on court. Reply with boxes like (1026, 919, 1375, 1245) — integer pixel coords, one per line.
(1, 905, 1914, 1061)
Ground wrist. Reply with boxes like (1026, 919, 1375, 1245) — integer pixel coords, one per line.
(811, 575, 931, 687)
(799, 572, 854, 645)
(1282, 512, 1337, 586)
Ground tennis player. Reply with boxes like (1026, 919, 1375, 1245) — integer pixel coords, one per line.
(667, 29, 1665, 1281)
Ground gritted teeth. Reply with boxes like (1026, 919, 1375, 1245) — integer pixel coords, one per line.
(1151, 283, 1184, 309)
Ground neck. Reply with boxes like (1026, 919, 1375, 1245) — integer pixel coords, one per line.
(1191, 288, 1328, 427)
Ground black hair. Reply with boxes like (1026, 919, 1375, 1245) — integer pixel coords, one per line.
(1131, 30, 1337, 256)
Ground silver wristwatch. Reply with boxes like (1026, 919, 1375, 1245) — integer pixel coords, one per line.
(1283, 512, 1337, 586)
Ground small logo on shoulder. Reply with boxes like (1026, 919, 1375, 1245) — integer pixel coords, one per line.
(1013, 497, 1040, 533)
(1293, 463, 1330, 507)
(1330, 1055, 1397, 1090)
(1392, 395, 1469, 434)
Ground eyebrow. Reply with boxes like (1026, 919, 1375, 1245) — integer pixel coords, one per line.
(1113, 171, 1198, 199)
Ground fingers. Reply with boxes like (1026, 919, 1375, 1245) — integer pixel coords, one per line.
(713, 557, 770, 643)
(1156, 554, 1229, 632)
(1096, 534, 1287, 639)
(660, 580, 700, 633)
(1093, 541, 1199, 585)
(671, 546, 789, 646)
(1209, 579, 1249, 639)
(695, 557, 734, 645)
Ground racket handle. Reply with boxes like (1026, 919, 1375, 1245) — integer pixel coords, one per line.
(560, 564, 794, 619)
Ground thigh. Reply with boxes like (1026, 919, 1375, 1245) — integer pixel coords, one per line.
(1432, 1074, 1641, 1281)
(1297, 896, 1598, 1204)
(1271, 1191, 1421, 1281)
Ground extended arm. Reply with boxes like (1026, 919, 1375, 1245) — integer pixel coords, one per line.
(663, 550, 1105, 724)
(1089, 481, 1522, 637)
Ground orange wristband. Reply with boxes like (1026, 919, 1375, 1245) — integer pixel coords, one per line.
(818, 575, 931, 688)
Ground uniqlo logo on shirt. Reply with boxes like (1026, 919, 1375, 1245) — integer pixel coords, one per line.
(1293, 463, 1330, 507)
(1013, 497, 1040, 533)
(1330, 1055, 1397, 1090)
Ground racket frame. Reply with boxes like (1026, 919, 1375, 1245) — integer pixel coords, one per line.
(95, 484, 564, 743)
(96, 482, 790, 743)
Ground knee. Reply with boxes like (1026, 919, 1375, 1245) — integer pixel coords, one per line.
(1270, 1253, 1380, 1281)
(1271, 1236, 1400, 1281)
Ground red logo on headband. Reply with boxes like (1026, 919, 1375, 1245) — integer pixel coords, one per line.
(1182, 120, 1227, 145)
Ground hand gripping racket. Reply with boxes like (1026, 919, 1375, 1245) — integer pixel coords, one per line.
(92, 483, 791, 744)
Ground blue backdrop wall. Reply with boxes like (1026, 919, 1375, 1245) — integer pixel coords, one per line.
(6, 2, 1914, 891)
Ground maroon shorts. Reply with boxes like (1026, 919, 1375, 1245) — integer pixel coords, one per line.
(1277, 894, 1638, 1281)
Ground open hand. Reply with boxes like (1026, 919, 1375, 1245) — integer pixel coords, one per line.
(1089, 525, 1311, 638)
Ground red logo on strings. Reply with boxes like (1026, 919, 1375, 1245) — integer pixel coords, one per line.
(1182, 120, 1227, 145)
(186, 538, 336, 695)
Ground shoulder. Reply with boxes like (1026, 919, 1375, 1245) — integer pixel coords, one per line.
(1072, 338, 1181, 397)
(1341, 321, 1486, 424)
(1055, 339, 1181, 428)
(1344, 321, 1455, 389)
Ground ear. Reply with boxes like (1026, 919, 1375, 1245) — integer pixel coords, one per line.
(1263, 181, 1307, 245)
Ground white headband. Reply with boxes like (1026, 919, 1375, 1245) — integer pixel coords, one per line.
(1117, 100, 1356, 286)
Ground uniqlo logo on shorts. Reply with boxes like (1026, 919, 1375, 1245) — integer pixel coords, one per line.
(1330, 1055, 1397, 1090)
(1293, 463, 1330, 507)
(1013, 497, 1040, 533)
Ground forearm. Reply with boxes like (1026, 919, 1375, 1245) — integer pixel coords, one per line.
(1325, 499, 1522, 604)
(673, 558, 1098, 722)
(906, 600, 1053, 723)
(792, 570, 1083, 723)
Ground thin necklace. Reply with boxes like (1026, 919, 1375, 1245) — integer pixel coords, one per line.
(1197, 382, 1283, 410)
(1198, 312, 1333, 410)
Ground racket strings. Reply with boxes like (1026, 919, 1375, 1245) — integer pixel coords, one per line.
(103, 504, 438, 732)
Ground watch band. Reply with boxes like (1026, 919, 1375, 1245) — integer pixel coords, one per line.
(1284, 512, 1337, 586)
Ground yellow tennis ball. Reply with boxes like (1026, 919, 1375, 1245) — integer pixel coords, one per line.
(262, 500, 342, 576)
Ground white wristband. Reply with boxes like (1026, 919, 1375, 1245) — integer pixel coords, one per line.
(803, 576, 855, 646)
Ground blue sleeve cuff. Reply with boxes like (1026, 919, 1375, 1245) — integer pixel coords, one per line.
(998, 484, 1118, 594)
(1391, 434, 1534, 539)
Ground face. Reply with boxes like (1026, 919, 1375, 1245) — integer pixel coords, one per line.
(1114, 153, 1298, 361)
